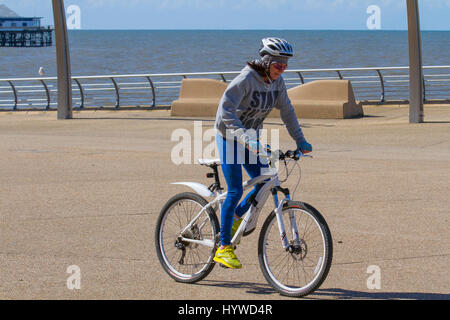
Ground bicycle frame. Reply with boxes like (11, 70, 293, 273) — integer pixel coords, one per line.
(176, 155, 306, 251)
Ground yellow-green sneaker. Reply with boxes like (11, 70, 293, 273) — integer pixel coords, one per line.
(213, 245, 242, 269)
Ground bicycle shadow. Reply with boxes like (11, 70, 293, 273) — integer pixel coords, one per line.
(195, 281, 450, 300)
(311, 288, 450, 300)
(195, 279, 277, 295)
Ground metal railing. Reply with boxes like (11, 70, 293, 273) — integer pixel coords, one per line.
(1, 65, 449, 111)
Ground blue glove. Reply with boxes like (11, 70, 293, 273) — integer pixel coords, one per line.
(246, 140, 261, 154)
(297, 140, 312, 153)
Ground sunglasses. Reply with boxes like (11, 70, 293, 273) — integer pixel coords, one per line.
(272, 63, 288, 71)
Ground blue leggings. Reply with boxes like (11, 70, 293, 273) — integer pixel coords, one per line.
(216, 135, 268, 246)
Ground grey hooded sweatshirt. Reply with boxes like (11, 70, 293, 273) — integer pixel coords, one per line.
(215, 64, 306, 146)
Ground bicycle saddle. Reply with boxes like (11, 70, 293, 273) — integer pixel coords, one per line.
(197, 158, 221, 167)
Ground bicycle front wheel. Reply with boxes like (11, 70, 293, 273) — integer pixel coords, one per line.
(155, 192, 219, 283)
(258, 202, 333, 297)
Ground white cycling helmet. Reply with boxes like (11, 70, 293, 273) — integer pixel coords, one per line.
(259, 37, 294, 58)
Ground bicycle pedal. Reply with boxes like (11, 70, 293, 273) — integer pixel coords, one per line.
(219, 263, 230, 269)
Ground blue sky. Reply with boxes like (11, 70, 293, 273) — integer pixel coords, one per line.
(2, 0, 450, 30)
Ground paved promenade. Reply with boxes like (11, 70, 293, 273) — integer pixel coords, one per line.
(0, 105, 449, 300)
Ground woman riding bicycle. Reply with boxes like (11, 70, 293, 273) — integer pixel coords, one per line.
(214, 37, 312, 269)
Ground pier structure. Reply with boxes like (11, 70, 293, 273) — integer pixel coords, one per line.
(0, 4, 53, 47)
(0, 27, 53, 47)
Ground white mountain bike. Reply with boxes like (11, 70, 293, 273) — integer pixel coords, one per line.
(155, 148, 333, 297)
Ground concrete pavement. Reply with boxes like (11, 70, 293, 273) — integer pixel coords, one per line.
(0, 105, 449, 299)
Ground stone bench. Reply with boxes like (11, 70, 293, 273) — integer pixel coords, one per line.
(269, 79, 364, 119)
(170, 78, 227, 117)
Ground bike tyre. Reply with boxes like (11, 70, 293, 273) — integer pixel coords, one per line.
(155, 192, 219, 283)
(258, 201, 333, 297)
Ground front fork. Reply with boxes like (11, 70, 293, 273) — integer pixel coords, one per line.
(271, 187, 301, 250)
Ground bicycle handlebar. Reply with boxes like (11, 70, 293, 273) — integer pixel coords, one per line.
(260, 146, 310, 161)
(283, 149, 303, 160)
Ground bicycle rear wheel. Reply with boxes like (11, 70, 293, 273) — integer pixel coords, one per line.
(155, 192, 219, 283)
(258, 201, 333, 297)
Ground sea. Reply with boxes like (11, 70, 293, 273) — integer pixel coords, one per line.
(0, 30, 449, 108)
(1, 30, 449, 78)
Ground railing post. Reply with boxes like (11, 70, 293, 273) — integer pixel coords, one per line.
(7, 81, 18, 111)
(336, 70, 343, 80)
(423, 77, 426, 102)
(375, 69, 385, 103)
(145, 76, 156, 109)
(40, 80, 51, 110)
(73, 78, 85, 109)
(110, 77, 120, 109)
(296, 72, 305, 84)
